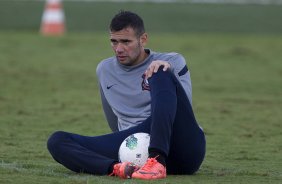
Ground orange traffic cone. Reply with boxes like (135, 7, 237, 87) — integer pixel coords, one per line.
(40, 0, 66, 36)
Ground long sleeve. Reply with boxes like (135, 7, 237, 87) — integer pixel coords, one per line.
(99, 84, 119, 132)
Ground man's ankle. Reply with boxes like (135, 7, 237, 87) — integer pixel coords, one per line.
(148, 148, 166, 167)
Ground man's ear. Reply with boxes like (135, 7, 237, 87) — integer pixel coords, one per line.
(140, 33, 148, 46)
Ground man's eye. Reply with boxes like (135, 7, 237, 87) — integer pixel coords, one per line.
(122, 40, 130, 44)
(111, 41, 118, 45)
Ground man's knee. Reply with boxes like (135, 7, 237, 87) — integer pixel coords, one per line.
(150, 66, 174, 81)
(47, 131, 70, 154)
(148, 67, 176, 92)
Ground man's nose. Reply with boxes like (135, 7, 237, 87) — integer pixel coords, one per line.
(115, 43, 124, 53)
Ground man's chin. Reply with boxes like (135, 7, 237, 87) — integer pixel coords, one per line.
(117, 59, 130, 66)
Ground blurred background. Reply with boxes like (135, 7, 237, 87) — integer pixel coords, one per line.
(1, 0, 282, 34)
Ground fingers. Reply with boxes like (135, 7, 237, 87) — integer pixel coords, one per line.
(162, 63, 170, 71)
(145, 60, 171, 79)
(145, 66, 153, 79)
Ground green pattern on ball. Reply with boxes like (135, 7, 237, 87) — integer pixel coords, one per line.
(125, 135, 138, 150)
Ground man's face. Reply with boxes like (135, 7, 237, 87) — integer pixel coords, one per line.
(110, 27, 147, 66)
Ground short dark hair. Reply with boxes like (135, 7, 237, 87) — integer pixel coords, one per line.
(110, 10, 145, 37)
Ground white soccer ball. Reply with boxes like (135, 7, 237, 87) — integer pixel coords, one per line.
(118, 132, 150, 167)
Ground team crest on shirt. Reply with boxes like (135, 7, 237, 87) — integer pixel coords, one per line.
(141, 74, 150, 91)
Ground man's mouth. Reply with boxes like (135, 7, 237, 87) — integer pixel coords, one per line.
(117, 56, 127, 61)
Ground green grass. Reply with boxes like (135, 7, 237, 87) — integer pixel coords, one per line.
(0, 31, 282, 184)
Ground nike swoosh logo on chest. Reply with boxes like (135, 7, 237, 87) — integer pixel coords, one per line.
(106, 84, 117, 89)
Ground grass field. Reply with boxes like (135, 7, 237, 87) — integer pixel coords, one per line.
(1, 1, 282, 184)
(1, 31, 281, 184)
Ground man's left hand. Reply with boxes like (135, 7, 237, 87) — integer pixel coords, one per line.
(145, 60, 170, 79)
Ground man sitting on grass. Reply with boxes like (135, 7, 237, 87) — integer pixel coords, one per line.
(47, 10, 206, 180)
